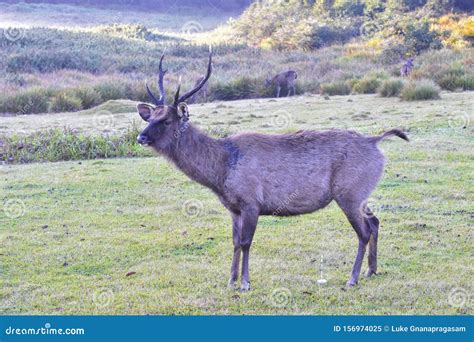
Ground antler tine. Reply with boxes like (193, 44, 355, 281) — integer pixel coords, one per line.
(175, 47, 212, 104)
(146, 82, 161, 105)
(173, 76, 182, 106)
(156, 51, 167, 105)
(146, 49, 167, 106)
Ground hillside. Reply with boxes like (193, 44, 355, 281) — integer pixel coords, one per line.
(232, 0, 474, 53)
(0, 1, 473, 116)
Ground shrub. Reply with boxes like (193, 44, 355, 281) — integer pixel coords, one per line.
(352, 77, 382, 94)
(211, 77, 271, 101)
(50, 92, 82, 112)
(434, 65, 466, 90)
(378, 78, 405, 97)
(0, 87, 51, 114)
(320, 81, 351, 95)
(74, 87, 103, 109)
(309, 24, 360, 49)
(400, 79, 441, 101)
(94, 82, 126, 101)
(1, 124, 152, 164)
(403, 21, 443, 54)
(457, 73, 474, 90)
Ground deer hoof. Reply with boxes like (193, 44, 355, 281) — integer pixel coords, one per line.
(365, 269, 377, 278)
(346, 279, 358, 288)
(227, 279, 238, 290)
(240, 281, 251, 292)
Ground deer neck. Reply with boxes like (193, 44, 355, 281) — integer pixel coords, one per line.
(165, 122, 227, 194)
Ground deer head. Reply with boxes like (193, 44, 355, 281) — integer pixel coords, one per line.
(136, 48, 212, 149)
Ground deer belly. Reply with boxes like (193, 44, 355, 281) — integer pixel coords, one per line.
(259, 185, 333, 216)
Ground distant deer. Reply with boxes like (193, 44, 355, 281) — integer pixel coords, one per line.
(137, 49, 409, 291)
(188, 76, 209, 104)
(400, 57, 414, 77)
(265, 70, 297, 97)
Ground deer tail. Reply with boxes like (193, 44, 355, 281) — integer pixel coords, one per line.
(294, 71, 298, 79)
(369, 129, 409, 143)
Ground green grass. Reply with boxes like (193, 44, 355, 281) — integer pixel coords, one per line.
(1, 93, 473, 314)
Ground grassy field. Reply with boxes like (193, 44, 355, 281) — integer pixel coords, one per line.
(1, 93, 473, 315)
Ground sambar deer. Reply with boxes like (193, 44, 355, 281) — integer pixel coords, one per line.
(400, 57, 414, 77)
(137, 49, 409, 291)
(265, 70, 297, 97)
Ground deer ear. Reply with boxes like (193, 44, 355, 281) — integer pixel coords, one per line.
(137, 103, 153, 122)
(177, 102, 190, 121)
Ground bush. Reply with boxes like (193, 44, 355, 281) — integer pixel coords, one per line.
(320, 81, 351, 95)
(403, 21, 443, 54)
(309, 24, 360, 49)
(352, 77, 382, 94)
(400, 79, 441, 101)
(211, 77, 271, 101)
(434, 65, 466, 90)
(1, 125, 152, 164)
(432, 65, 474, 91)
(74, 87, 103, 109)
(0, 87, 52, 114)
(94, 82, 126, 101)
(378, 78, 405, 97)
(457, 74, 474, 90)
(50, 92, 82, 112)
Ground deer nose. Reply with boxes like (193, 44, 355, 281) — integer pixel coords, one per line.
(137, 134, 149, 145)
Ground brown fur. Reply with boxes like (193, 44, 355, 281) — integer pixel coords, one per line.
(265, 70, 298, 97)
(400, 57, 414, 77)
(137, 51, 408, 291)
(137, 102, 408, 290)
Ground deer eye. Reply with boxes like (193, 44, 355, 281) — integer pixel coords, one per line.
(164, 120, 172, 126)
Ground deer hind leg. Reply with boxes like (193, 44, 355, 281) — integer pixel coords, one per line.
(365, 213, 379, 277)
(228, 213, 242, 289)
(336, 198, 371, 287)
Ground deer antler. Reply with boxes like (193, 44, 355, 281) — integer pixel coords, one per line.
(174, 46, 212, 106)
(146, 49, 167, 106)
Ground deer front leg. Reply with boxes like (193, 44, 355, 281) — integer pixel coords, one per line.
(240, 206, 259, 292)
(228, 213, 241, 289)
(276, 86, 281, 98)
